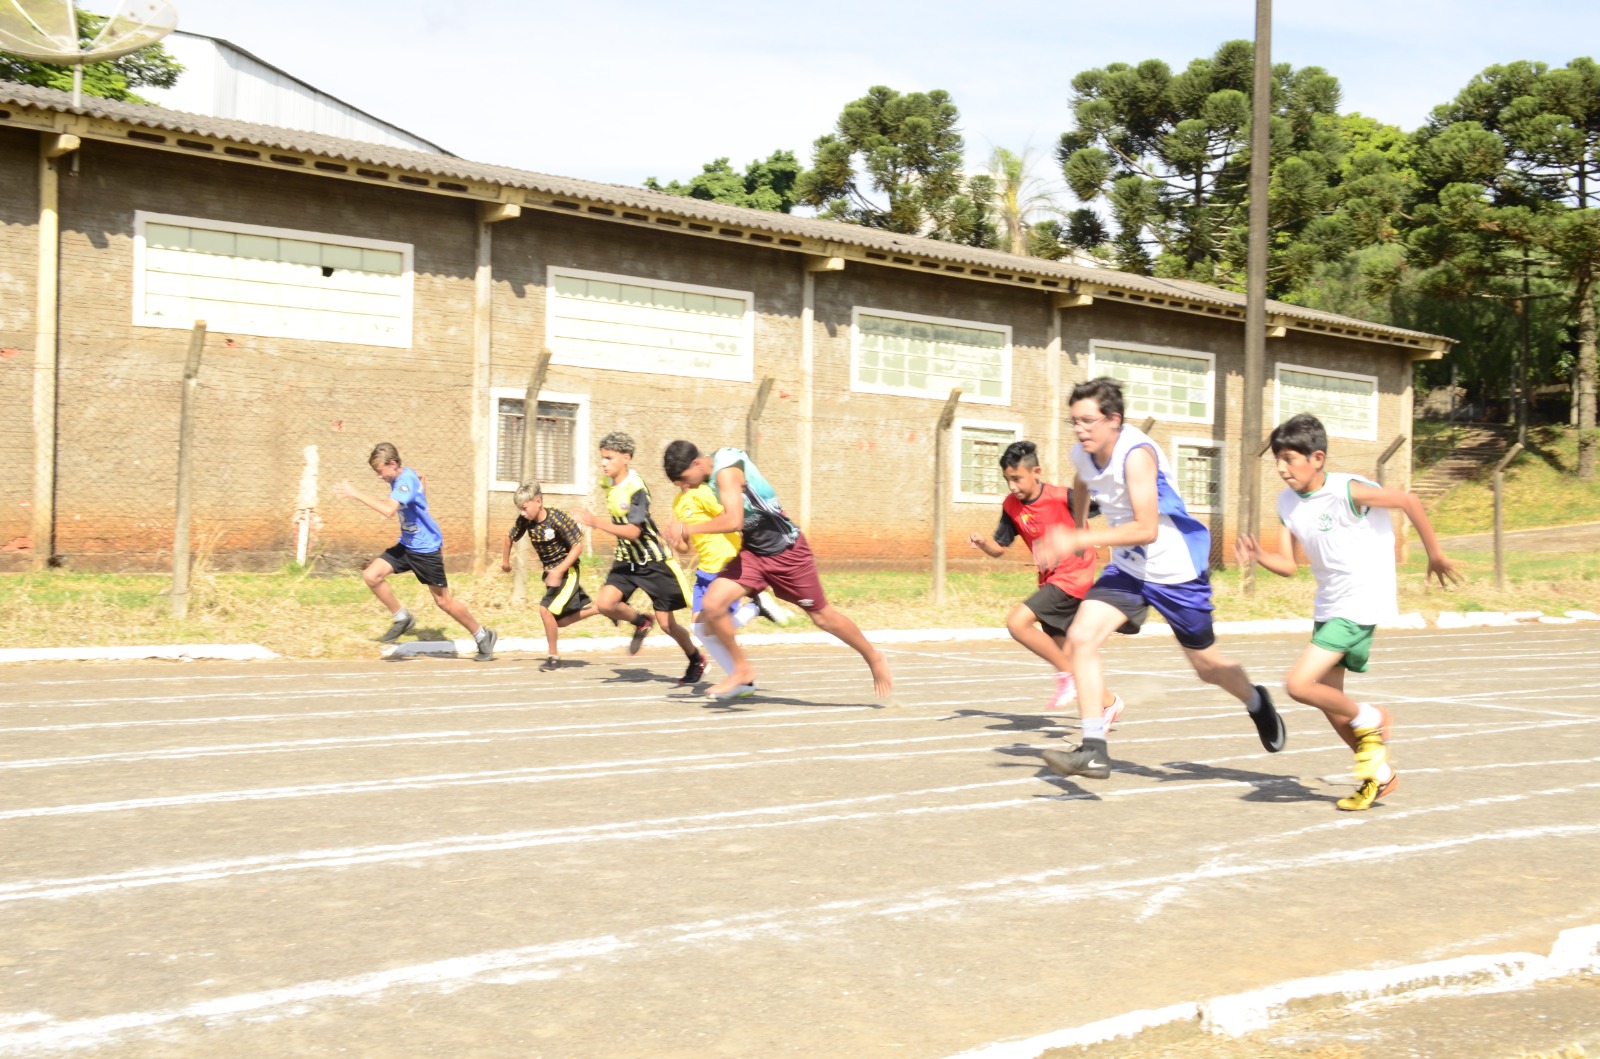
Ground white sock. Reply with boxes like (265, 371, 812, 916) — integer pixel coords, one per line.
(692, 621, 739, 677)
(473, 627, 489, 643)
(1082, 718, 1106, 740)
(732, 601, 758, 627)
(1245, 687, 1263, 713)
(1374, 762, 1394, 783)
(1351, 703, 1383, 731)
(392, 607, 411, 624)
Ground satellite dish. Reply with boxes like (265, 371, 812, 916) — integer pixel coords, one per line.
(0, 0, 178, 103)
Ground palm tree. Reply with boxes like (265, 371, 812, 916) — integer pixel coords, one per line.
(987, 145, 1059, 256)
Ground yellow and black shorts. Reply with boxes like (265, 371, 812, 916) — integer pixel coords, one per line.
(603, 558, 691, 613)
(539, 567, 593, 618)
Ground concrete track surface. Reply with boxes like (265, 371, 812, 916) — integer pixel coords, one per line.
(1, 625, 1596, 1058)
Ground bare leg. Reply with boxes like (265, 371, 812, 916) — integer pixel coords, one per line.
(1065, 600, 1133, 721)
(361, 558, 402, 614)
(1284, 651, 1359, 750)
(427, 584, 480, 637)
(594, 584, 641, 625)
(539, 606, 559, 657)
(700, 578, 754, 693)
(807, 603, 893, 698)
(1007, 603, 1071, 671)
(1181, 643, 1258, 704)
(656, 609, 699, 659)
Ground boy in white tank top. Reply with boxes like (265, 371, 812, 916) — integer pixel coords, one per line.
(1236, 413, 1461, 811)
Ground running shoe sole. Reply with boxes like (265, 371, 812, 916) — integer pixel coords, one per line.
(1103, 694, 1126, 729)
(378, 615, 415, 643)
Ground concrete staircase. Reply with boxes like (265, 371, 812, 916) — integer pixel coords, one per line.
(1412, 424, 1516, 505)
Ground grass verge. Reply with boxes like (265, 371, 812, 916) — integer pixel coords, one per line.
(2, 537, 1596, 660)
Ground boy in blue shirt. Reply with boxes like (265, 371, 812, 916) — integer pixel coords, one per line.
(334, 442, 497, 661)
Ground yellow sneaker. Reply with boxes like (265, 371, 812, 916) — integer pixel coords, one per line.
(1337, 772, 1399, 811)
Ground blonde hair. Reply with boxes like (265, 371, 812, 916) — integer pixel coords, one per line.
(368, 442, 400, 467)
(513, 482, 542, 506)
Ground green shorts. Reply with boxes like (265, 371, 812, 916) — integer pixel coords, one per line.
(1311, 617, 1376, 673)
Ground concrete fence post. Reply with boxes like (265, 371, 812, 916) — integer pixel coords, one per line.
(171, 321, 207, 620)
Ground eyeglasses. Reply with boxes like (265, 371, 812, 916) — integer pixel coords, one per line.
(1070, 415, 1110, 429)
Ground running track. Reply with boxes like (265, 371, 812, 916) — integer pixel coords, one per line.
(1, 625, 1597, 1057)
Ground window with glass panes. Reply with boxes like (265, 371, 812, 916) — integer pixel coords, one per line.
(1276, 364, 1377, 439)
(547, 269, 751, 381)
(1173, 442, 1223, 513)
(958, 425, 1017, 497)
(854, 310, 1010, 404)
(496, 398, 578, 486)
(1089, 343, 1213, 422)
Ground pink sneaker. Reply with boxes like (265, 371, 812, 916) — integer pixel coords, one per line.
(1047, 672, 1076, 711)
(1102, 694, 1126, 729)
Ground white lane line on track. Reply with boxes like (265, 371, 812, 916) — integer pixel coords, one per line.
(5, 711, 1595, 821)
(3, 820, 1596, 1056)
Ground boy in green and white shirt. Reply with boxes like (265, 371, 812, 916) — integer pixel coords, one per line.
(1236, 413, 1462, 811)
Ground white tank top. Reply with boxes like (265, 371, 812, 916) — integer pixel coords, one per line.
(1276, 471, 1398, 624)
(1069, 425, 1211, 585)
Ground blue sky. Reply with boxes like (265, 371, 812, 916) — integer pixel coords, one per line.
(161, 0, 1600, 194)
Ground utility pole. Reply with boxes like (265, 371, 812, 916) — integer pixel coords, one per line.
(1239, 0, 1272, 594)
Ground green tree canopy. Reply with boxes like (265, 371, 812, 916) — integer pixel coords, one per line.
(795, 85, 993, 243)
(645, 151, 802, 213)
(0, 9, 182, 102)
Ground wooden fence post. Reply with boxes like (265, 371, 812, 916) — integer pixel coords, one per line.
(746, 376, 775, 460)
(1493, 442, 1523, 590)
(932, 388, 962, 605)
(512, 349, 552, 604)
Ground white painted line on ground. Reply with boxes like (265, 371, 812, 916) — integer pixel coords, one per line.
(4, 829, 1595, 1057)
(0, 644, 279, 664)
(943, 924, 1600, 1058)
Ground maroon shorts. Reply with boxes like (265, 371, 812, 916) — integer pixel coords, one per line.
(718, 533, 828, 612)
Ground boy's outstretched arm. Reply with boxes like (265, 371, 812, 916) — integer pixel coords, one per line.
(574, 508, 642, 540)
(332, 481, 399, 519)
(500, 532, 515, 573)
(968, 531, 1005, 558)
(1235, 523, 1297, 578)
(1349, 481, 1464, 587)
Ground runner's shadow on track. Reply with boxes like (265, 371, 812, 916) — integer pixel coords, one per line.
(944, 708, 1079, 736)
(669, 691, 883, 713)
(601, 667, 680, 684)
(1121, 759, 1325, 803)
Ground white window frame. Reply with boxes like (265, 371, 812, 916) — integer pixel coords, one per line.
(850, 306, 1012, 407)
(488, 387, 591, 495)
(951, 417, 1025, 504)
(1169, 435, 1226, 516)
(544, 266, 755, 382)
(1273, 361, 1380, 441)
(131, 210, 414, 347)
(1087, 340, 1215, 425)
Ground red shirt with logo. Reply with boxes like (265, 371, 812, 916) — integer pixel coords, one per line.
(996, 483, 1094, 598)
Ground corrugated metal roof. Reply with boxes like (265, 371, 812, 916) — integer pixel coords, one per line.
(0, 81, 1452, 349)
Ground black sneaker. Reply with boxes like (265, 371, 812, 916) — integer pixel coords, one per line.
(378, 613, 415, 643)
(627, 614, 654, 656)
(1041, 738, 1112, 780)
(1249, 685, 1286, 752)
(473, 627, 497, 662)
(677, 651, 708, 685)
(539, 655, 561, 672)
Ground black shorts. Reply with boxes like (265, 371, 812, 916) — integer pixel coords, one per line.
(380, 544, 447, 587)
(1022, 583, 1086, 638)
(604, 559, 689, 613)
(539, 567, 593, 618)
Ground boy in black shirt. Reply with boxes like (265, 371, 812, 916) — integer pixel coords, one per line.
(501, 482, 598, 670)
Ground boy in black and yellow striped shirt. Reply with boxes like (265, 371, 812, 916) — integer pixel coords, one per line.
(575, 431, 703, 682)
(501, 482, 598, 671)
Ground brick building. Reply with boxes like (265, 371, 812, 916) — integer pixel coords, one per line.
(0, 83, 1451, 573)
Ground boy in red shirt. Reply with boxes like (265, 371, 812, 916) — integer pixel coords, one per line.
(970, 440, 1123, 719)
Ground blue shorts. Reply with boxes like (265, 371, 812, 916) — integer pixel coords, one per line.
(692, 569, 749, 616)
(1085, 566, 1216, 651)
